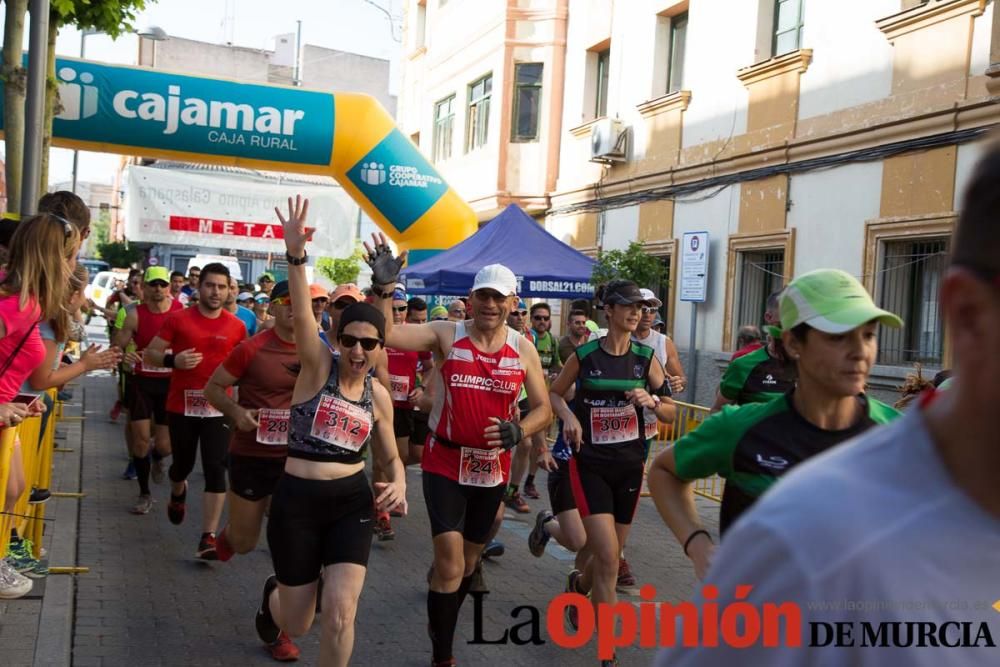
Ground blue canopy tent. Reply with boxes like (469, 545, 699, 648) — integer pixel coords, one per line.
(400, 204, 596, 299)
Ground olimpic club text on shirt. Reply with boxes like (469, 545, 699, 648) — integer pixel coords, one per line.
(461, 585, 997, 659)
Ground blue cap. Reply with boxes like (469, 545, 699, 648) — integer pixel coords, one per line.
(517, 299, 527, 309)
(392, 288, 407, 301)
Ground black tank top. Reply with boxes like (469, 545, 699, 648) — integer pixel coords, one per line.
(573, 337, 653, 466)
(288, 360, 374, 464)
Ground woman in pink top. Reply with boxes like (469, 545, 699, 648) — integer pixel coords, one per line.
(0, 213, 81, 532)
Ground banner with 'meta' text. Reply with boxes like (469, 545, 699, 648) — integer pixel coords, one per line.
(125, 166, 356, 256)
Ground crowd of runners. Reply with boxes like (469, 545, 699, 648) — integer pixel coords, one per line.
(1, 142, 998, 667)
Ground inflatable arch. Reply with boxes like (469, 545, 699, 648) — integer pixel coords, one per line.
(0, 57, 477, 260)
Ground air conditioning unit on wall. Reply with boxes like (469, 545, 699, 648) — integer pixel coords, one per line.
(590, 118, 626, 163)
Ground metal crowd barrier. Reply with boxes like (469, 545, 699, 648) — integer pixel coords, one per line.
(642, 400, 725, 502)
(0, 389, 61, 560)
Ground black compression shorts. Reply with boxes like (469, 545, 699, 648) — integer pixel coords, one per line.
(546, 457, 576, 515)
(228, 454, 285, 501)
(569, 456, 643, 525)
(125, 375, 169, 424)
(267, 471, 374, 586)
(423, 471, 505, 544)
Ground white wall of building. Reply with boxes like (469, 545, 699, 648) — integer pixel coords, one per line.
(954, 140, 986, 210)
(797, 0, 895, 121)
(970, 2, 995, 75)
(601, 205, 639, 251)
(788, 161, 883, 281)
(671, 184, 741, 352)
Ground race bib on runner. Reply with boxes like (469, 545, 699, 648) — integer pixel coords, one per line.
(590, 406, 639, 446)
(183, 390, 223, 418)
(256, 408, 290, 446)
(644, 415, 659, 441)
(140, 348, 172, 374)
(458, 447, 503, 487)
(309, 394, 372, 452)
(389, 374, 410, 403)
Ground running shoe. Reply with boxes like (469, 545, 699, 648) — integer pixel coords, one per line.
(151, 456, 165, 484)
(121, 460, 137, 480)
(0, 559, 32, 599)
(468, 562, 488, 594)
(196, 533, 218, 560)
(23, 558, 49, 579)
(528, 510, 553, 557)
(375, 512, 395, 541)
(266, 631, 300, 662)
(523, 480, 540, 499)
(600, 656, 619, 666)
(130, 494, 153, 515)
(482, 540, 505, 559)
(565, 569, 583, 631)
(5, 538, 37, 573)
(255, 574, 281, 645)
(431, 659, 457, 667)
(28, 487, 51, 504)
(503, 489, 531, 514)
(167, 483, 187, 525)
(617, 558, 636, 588)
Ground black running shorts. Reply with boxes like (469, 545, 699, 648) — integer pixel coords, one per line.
(569, 456, 644, 525)
(546, 457, 577, 516)
(228, 454, 285, 501)
(267, 471, 374, 586)
(423, 471, 505, 544)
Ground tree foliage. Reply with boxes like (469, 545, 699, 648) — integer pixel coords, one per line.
(590, 241, 668, 290)
(50, 0, 150, 37)
(96, 240, 143, 268)
(315, 246, 366, 286)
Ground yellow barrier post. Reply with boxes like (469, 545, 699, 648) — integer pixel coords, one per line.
(26, 390, 59, 557)
(642, 401, 724, 502)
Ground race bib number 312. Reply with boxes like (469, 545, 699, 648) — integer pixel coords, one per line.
(257, 408, 290, 446)
(590, 406, 639, 446)
(309, 395, 372, 452)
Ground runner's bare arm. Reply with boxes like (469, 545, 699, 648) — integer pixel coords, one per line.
(112, 307, 138, 351)
(647, 446, 715, 580)
(548, 353, 583, 449)
(664, 336, 687, 393)
(372, 348, 392, 396)
(515, 341, 552, 437)
(646, 356, 677, 424)
(204, 366, 258, 431)
(370, 382, 407, 514)
(275, 195, 330, 399)
(143, 336, 169, 367)
(710, 390, 734, 413)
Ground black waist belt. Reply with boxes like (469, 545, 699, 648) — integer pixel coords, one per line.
(431, 434, 500, 452)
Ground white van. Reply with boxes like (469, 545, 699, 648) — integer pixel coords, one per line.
(85, 269, 130, 310)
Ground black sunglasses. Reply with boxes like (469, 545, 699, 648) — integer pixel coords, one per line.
(392, 305, 408, 312)
(339, 334, 383, 351)
(332, 299, 353, 310)
(532, 315, 550, 321)
(147, 280, 169, 288)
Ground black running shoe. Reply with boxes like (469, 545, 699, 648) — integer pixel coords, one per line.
(255, 574, 281, 645)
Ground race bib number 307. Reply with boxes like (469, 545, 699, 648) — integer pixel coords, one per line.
(458, 447, 503, 487)
(590, 406, 639, 446)
(309, 395, 372, 452)
(184, 390, 223, 418)
(257, 408, 290, 446)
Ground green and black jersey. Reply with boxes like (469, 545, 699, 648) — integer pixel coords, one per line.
(719, 344, 797, 405)
(573, 338, 654, 467)
(674, 391, 899, 534)
(534, 330, 561, 373)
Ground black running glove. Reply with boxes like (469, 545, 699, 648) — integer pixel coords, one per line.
(496, 420, 524, 452)
(365, 238, 406, 287)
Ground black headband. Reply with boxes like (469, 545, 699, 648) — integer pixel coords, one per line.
(338, 302, 386, 340)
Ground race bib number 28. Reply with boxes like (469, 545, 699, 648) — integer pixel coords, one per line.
(458, 447, 503, 487)
(256, 408, 290, 446)
(309, 395, 371, 452)
(184, 390, 223, 418)
(590, 406, 639, 446)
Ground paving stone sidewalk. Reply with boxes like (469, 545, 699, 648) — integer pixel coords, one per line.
(71, 370, 719, 667)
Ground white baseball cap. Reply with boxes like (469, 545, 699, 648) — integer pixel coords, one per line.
(472, 264, 518, 296)
(639, 288, 662, 308)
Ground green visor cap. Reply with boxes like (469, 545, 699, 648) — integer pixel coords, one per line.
(780, 268, 904, 334)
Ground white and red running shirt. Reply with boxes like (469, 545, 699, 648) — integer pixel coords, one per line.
(421, 321, 525, 483)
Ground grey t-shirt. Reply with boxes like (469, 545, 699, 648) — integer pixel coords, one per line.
(656, 406, 1000, 666)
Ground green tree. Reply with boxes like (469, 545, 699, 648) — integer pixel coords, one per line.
(96, 240, 142, 268)
(316, 246, 366, 286)
(590, 241, 668, 290)
(3, 0, 29, 212)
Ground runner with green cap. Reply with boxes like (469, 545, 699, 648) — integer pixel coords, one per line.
(648, 267, 903, 580)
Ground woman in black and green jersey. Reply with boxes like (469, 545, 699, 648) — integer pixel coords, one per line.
(649, 268, 902, 580)
(549, 279, 675, 664)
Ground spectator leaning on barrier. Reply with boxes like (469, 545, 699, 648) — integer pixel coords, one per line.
(0, 213, 81, 599)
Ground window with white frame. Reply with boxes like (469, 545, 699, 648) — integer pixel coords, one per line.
(773, 0, 803, 56)
(667, 12, 688, 94)
(433, 95, 455, 162)
(594, 48, 610, 118)
(466, 74, 492, 152)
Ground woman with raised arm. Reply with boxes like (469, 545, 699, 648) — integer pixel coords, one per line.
(253, 196, 406, 667)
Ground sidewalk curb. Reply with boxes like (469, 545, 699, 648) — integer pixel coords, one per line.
(32, 391, 84, 667)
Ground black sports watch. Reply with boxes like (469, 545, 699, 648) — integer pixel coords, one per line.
(286, 251, 308, 266)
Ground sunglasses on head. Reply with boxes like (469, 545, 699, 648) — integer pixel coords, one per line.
(271, 296, 291, 306)
(339, 334, 383, 351)
(392, 305, 408, 312)
(532, 314, 550, 321)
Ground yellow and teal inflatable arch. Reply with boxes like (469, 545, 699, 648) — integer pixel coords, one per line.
(0, 56, 476, 261)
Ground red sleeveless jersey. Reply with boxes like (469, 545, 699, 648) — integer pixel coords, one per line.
(422, 322, 525, 482)
(134, 299, 184, 378)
